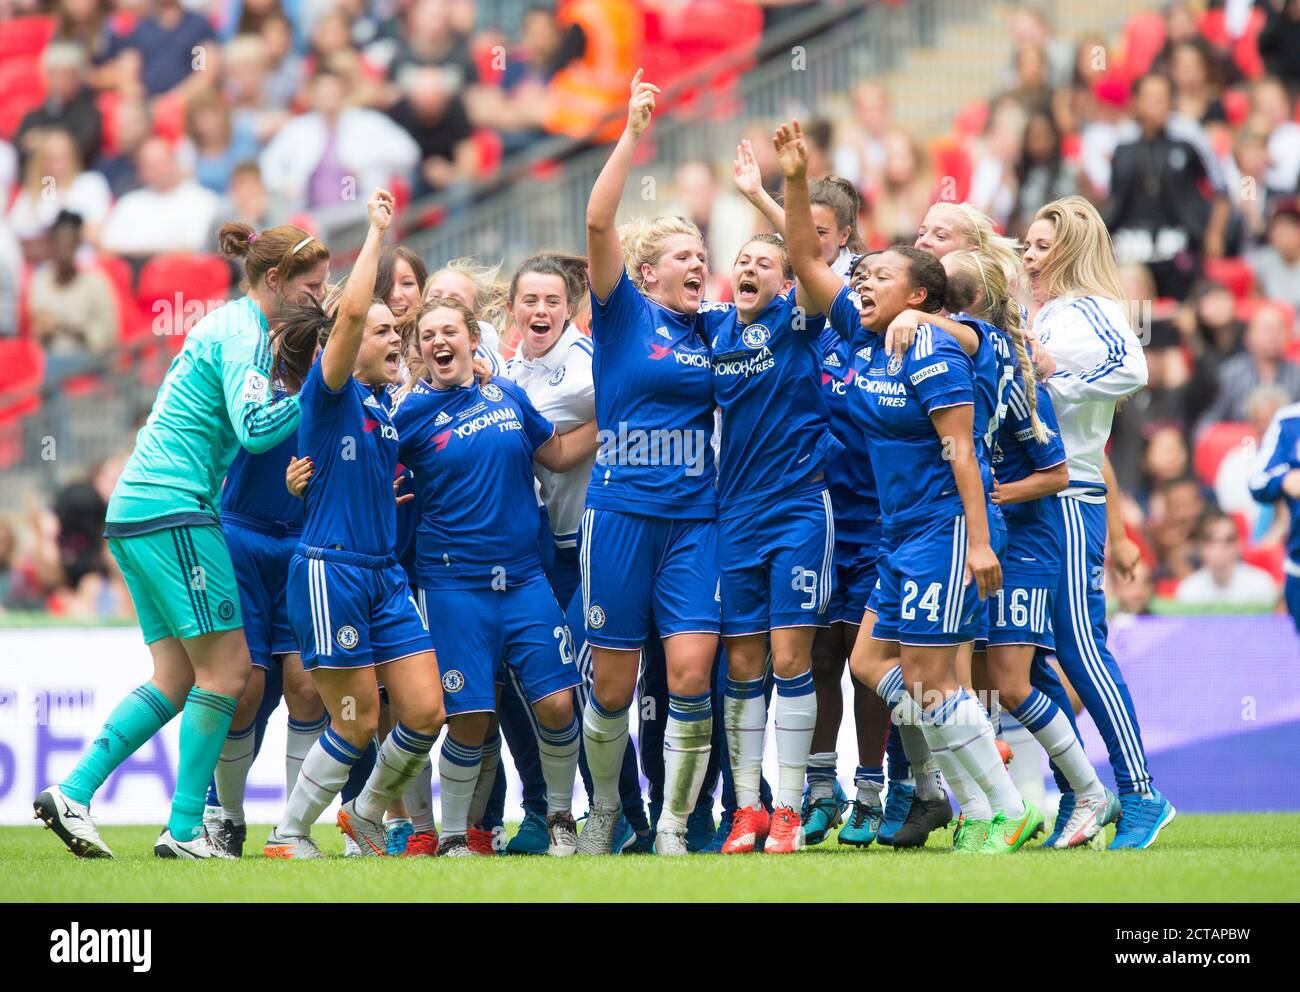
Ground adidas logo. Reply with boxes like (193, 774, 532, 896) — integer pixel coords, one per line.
(434, 411, 452, 427)
(94, 738, 110, 753)
(825, 353, 842, 368)
(856, 346, 873, 361)
(363, 394, 382, 410)
(656, 326, 672, 339)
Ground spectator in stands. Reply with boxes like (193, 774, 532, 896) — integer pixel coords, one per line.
(388, 0, 479, 88)
(208, 160, 280, 243)
(387, 64, 475, 199)
(1009, 108, 1078, 237)
(99, 135, 221, 256)
(258, 13, 304, 110)
(967, 96, 1026, 230)
(1250, 77, 1300, 198)
(180, 87, 260, 194)
(222, 34, 293, 144)
(831, 81, 892, 197)
(1107, 73, 1229, 299)
(308, 9, 384, 108)
(1198, 303, 1300, 430)
(1110, 556, 1155, 618)
(0, 517, 19, 611)
(1147, 477, 1209, 587)
(1225, 117, 1280, 253)
(113, 0, 220, 100)
(259, 65, 419, 214)
(1054, 32, 1109, 137)
(999, 45, 1055, 119)
(1215, 384, 1289, 541)
(1077, 69, 1131, 200)
(669, 159, 753, 289)
(92, 97, 150, 198)
(1153, 1, 1235, 83)
(1259, 0, 1300, 91)
(28, 210, 120, 374)
(865, 127, 932, 246)
(1138, 423, 1193, 510)
(7, 128, 112, 256)
(1003, 3, 1072, 89)
(54, 0, 122, 86)
(1168, 40, 1228, 135)
(15, 41, 104, 169)
(1176, 511, 1278, 607)
(539, 0, 641, 143)
(1248, 200, 1300, 311)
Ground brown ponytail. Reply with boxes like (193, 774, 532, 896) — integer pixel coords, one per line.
(218, 222, 331, 293)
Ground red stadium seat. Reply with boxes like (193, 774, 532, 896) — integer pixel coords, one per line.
(1193, 421, 1253, 487)
(1119, 12, 1166, 79)
(0, 15, 56, 61)
(472, 128, 503, 178)
(135, 254, 233, 352)
(1203, 257, 1256, 300)
(1222, 88, 1251, 128)
(0, 56, 45, 140)
(0, 338, 46, 437)
(1242, 543, 1284, 584)
(953, 101, 988, 140)
(930, 141, 972, 205)
(96, 89, 123, 158)
(1199, 8, 1266, 81)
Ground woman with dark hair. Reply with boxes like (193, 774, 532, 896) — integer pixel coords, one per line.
(1010, 109, 1078, 237)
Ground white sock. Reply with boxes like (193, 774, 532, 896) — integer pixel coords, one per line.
(537, 712, 581, 817)
(773, 671, 817, 810)
(935, 689, 1025, 818)
(582, 698, 629, 808)
(890, 686, 944, 802)
(1011, 689, 1104, 799)
(467, 731, 502, 826)
(438, 736, 482, 837)
(919, 718, 992, 818)
(285, 715, 328, 799)
(807, 751, 838, 802)
(724, 676, 767, 810)
(404, 760, 436, 833)
(354, 722, 437, 823)
(279, 727, 362, 837)
(659, 692, 712, 832)
(215, 723, 256, 826)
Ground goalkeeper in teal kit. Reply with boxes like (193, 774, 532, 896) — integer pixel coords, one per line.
(34, 222, 331, 860)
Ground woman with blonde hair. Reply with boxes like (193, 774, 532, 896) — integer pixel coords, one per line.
(424, 257, 508, 358)
(576, 72, 720, 856)
(1022, 195, 1173, 849)
(8, 128, 111, 249)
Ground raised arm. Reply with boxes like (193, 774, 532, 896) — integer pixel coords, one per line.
(733, 139, 785, 232)
(321, 189, 394, 390)
(776, 120, 842, 316)
(587, 70, 660, 301)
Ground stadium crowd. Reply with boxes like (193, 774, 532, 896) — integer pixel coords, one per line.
(2, 0, 1300, 622)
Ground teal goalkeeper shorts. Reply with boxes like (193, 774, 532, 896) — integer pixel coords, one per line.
(109, 524, 244, 644)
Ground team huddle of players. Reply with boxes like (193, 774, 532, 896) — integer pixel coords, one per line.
(33, 74, 1178, 864)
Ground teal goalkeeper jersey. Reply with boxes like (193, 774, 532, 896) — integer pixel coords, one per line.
(106, 296, 302, 533)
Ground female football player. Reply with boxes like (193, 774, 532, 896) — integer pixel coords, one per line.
(781, 120, 1043, 854)
(264, 189, 446, 859)
(1022, 195, 1174, 849)
(577, 71, 721, 856)
(34, 220, 329, 859)
(733, 141, 893, 848)
(392, 297, 593, 856)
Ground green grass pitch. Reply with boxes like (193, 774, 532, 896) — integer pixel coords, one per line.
(3, 814, 1298, 902)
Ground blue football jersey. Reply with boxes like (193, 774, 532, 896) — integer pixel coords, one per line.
(700, 292, 842, 517)
(220, 388, 304, 535)
(850, 323, 991, 529)
(992, 373, 1067, 571)
(823, 287, 881, 543)
(393, 378, 555, 590)
(297, 359, 401, 558)
(587, 270, 717, 519)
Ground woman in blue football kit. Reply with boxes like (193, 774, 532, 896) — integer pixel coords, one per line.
(780, 120, 1044, 854)
(263, 189, 447, 859)
(392, 297, 592, 857)
(577, 72, 722, 856)
(694, 230, 842, 856)
(1023, 196, 1175, 850)
(502, 254, 656, 854)
(940, 248, 1118, 850)
(732, 141, 896, 847)
(1249, 402, 1300, 632)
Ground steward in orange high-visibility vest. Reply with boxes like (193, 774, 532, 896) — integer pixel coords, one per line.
(544, 0, 643, 143)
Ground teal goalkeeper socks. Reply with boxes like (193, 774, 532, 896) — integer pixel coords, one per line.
(61, 684, 179, 808)
(168, 687, 238, 842)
